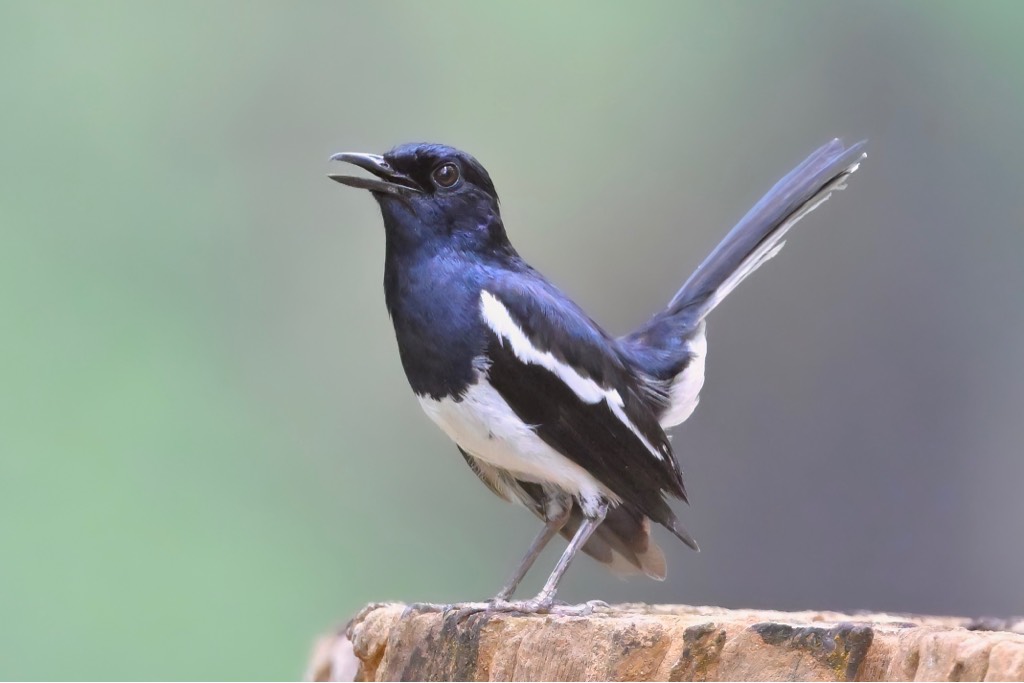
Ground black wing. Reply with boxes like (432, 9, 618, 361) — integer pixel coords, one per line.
(478, 276, 696, 548)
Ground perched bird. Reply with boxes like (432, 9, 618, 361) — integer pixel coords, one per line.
(328, 139, 865, 613)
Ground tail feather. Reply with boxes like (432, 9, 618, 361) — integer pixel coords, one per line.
(621, 139, 865, 388)
(567, 503, 675, 579)
(668, 138, 866, 330)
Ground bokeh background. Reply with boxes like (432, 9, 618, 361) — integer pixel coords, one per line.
(3, 1, 1024, 678)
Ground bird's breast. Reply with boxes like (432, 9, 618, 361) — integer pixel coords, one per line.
(383, 254, 488, 400)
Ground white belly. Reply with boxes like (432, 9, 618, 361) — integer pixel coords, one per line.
(417, 378, 616, 513)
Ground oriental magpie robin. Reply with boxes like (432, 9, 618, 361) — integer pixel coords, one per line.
(328, 139, 865, 614)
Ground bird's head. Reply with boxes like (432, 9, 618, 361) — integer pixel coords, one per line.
(329, 143, 509, 255)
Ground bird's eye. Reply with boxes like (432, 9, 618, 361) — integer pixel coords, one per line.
(432, 162, 460, 189)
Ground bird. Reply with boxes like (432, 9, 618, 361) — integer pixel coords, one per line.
(327, 138, 866, 614)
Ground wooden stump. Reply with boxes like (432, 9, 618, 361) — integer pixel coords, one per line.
(307, 603, 1024, 681)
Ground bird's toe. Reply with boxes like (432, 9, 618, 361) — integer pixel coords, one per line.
(402, 601, 452, 618)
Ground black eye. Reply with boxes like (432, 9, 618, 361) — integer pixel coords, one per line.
(432, 162, 460, 189)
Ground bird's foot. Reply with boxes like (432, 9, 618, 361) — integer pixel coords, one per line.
(438, 598, 547, 622)
(574, 599, 610, 616)
(441, 597, 609, 622)
(403, 597, 610, 622)
(401, 601, 454, 618)
(535, 598, 609, 616)
(440, 601, 500, 622)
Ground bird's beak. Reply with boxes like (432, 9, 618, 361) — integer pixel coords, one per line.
(328, 152, 423, 195)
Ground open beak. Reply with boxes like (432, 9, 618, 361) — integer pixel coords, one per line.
(328, 152, 423, 195)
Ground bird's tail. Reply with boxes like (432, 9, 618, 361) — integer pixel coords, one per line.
(621, 139, 866, 422)
(568, 501, 698, 579)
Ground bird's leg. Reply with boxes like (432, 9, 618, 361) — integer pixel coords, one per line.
(520, 500, 607, 612)
(492, 502, 572, 602)
(451, 500, 609, 620)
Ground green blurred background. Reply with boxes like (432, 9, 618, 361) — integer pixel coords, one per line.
(3, 1, 1024, 679)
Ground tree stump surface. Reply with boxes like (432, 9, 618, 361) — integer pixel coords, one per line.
(307, 603, 1024, 681)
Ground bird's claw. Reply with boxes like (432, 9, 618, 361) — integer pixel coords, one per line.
(404, 598, 610, 622)
(484, 597, 609, 617)
(447, 601, 497, 622)
(577, 599, 610, 616)
(401, 601, 454, 618)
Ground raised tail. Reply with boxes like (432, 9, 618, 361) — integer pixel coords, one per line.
(666, 139, 866, 325)
(621, 139, 866, 426)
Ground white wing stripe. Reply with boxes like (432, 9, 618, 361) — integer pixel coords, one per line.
(479, 290, 665, 461)
(608, 400, 668, 462)
(480, 290, 619, 404)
